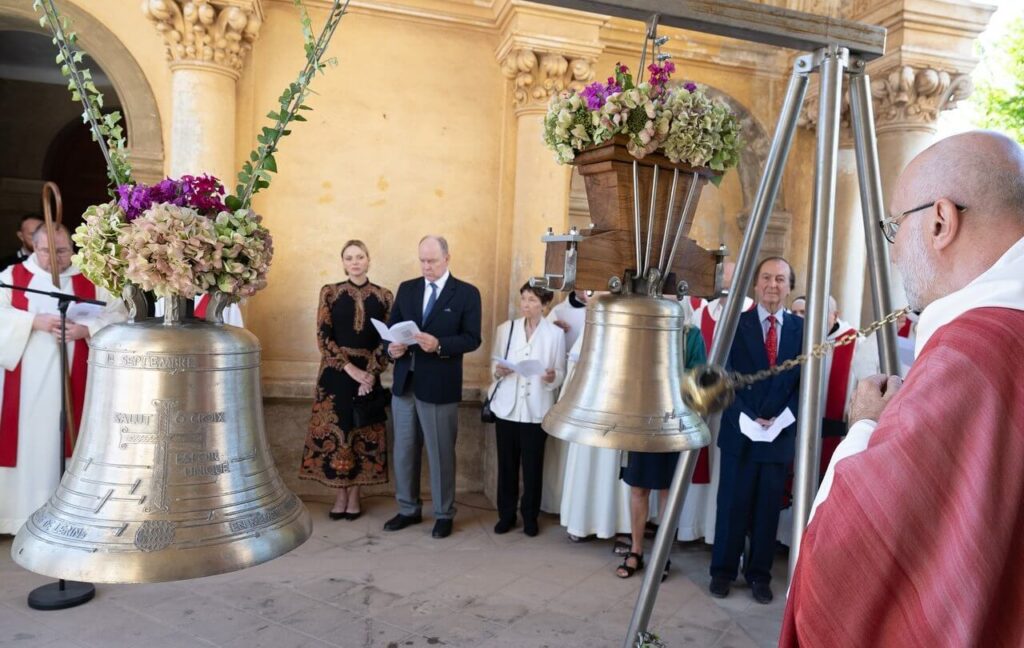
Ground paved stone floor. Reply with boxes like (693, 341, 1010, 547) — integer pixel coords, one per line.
(0, 496, 785, 647)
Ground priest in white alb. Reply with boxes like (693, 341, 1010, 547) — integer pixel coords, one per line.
(0, 225, 124, 534)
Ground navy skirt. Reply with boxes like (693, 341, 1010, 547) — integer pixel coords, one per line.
(620, 451, 681, 490)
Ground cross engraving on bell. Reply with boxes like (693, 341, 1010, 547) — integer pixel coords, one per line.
(115, 399, 224, 513)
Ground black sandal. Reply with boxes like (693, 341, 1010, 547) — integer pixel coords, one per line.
(615, 552, 644, 579)
(613, 535, 631, 555)
(661, 559, 671, 582)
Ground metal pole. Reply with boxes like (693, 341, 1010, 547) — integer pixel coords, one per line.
(623, 449, 700, 648)
(708, 58, 811, 366)
(789, 45, 847, 579)
(657, 169, 681, 271)
(632, 161, 643, 273)
(644, 165, 660, 274)
(848, 60, 900, 375)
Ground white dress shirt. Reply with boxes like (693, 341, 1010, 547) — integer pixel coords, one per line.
(422, 270, 450, 316)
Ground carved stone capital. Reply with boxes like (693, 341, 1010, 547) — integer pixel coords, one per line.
(869, 65, 972, 129)
(500, 48, 595, 112)
(798, 64, 972, 135)
(143, 0, 263, 79)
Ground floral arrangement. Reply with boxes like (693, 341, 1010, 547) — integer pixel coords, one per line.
(34, 0, 350, 301)
(544, 61, 741, 176)
(72, 176, 272, 298)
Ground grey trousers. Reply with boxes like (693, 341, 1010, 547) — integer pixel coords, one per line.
(391, 390, 459, 519)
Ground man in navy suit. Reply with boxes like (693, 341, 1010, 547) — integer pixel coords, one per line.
(710, 256, 803, 603)
(383, 235, 482, 538)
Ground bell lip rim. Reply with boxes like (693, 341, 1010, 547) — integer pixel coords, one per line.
(541, 416, 711, 453)
(10, 510, 313, 584)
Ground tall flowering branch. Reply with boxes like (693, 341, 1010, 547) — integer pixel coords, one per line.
(33, 0, 132, 190)
(227, 0, 350, 211)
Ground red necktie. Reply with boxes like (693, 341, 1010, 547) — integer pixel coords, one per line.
(765, 315, 778, 367)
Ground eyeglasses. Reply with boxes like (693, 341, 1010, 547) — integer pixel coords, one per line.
(879, 201, 967, 244)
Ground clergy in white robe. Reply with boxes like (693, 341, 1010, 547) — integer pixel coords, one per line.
(540, 291, 587, 514)
(0, 227, 124, 534)
(557, 333, 638, 539)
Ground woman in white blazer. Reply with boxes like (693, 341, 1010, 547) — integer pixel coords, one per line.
(488, 282, 566, 536)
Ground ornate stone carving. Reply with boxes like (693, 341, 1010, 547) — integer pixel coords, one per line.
(500, 49, 595, 110)
(798, 65, 972, 133)
(794, 65, 970, 132)
(870, 65, 973, 127)
(143, 0, 262, 77)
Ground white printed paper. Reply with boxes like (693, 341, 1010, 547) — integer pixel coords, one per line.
(371, 318, 421, 345)
(494, 357, 546, 378)
(738, 408, 795, 443)
(66, 302, 105, 327)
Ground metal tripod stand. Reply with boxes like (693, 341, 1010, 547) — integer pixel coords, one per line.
(623, 45, 902, 648)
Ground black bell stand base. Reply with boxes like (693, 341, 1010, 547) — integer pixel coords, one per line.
(27, 580, 95, 610)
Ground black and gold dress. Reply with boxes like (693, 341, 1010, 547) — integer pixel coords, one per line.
(299, 280, 393, 487)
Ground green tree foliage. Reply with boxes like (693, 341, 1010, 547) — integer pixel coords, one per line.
(974, 16, 1024, 143)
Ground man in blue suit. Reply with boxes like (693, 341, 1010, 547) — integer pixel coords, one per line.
(710, 256, 803, 604)
(383, 235, 482, 539)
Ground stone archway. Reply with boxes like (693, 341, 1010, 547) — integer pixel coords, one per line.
(0, 0, 164, 183)
(702, 85, 792, 261)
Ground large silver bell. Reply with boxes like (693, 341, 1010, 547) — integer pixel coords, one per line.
(12, 293, 311, 583)
(543, 293, 710, 452)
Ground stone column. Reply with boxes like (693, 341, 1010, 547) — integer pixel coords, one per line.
(498, 46, 596, 302)
(143, 0, 262, 183)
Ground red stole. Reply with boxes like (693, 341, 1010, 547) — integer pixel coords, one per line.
(819, 328, 856, 477)
(897, 317, 913, 338)
(781, 308, 1024, 648)
(0, 263, 94, 467)
(194, 293, 211, 319)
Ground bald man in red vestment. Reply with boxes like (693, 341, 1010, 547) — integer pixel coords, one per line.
(782, 130, 1024, 647)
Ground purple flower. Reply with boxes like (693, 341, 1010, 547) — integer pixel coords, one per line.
(647, 61, 676, 97)
(580, 79, 623, 110)
(684, 82, 698, 92)
(115, 174, 227, 220)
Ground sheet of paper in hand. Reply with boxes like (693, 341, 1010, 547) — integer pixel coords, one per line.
(738, 408, 796, 443)
(371, 318, 421, 345)
(494, 357, 546, 378)
(66, 302, 105, 327)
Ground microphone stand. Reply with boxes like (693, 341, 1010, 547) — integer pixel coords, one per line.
(1, 281, 104, 610)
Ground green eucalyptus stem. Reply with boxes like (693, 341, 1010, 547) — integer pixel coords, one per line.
(231, 0, 349, 210)
(34, 0, 132, 189)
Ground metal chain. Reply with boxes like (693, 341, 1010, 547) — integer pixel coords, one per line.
(729, 306, 912, 388)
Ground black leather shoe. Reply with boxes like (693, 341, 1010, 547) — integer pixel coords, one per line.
(432, 519, 453, 538)
(494, 519, 514, 534)
(383, 513, 421, 532)
(329, 510, 347, 520)
(709, 577, 731, 598)
(751, 581, 773, 604)
(523, 519, 539, 537)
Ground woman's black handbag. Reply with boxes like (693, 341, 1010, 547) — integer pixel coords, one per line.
(352, 385, 389, 428)
(481, 320, 514, 423)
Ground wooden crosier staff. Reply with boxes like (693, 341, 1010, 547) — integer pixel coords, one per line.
(41, 181, 78, 449)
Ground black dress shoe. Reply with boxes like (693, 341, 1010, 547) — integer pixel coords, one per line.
(432, 519, 453, 538)
(383, 513, 422, 532)
(709, 577, 731, 598)
(329, 510, 347, 520)
(751, 581, 773, 604)
(493, 519, 514, 534)
(523, 519, 539, 537)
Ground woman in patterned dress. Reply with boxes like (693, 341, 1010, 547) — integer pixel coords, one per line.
(299, 240, 393, 519)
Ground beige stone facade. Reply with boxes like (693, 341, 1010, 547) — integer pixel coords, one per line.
(0, 0, 995, 501)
